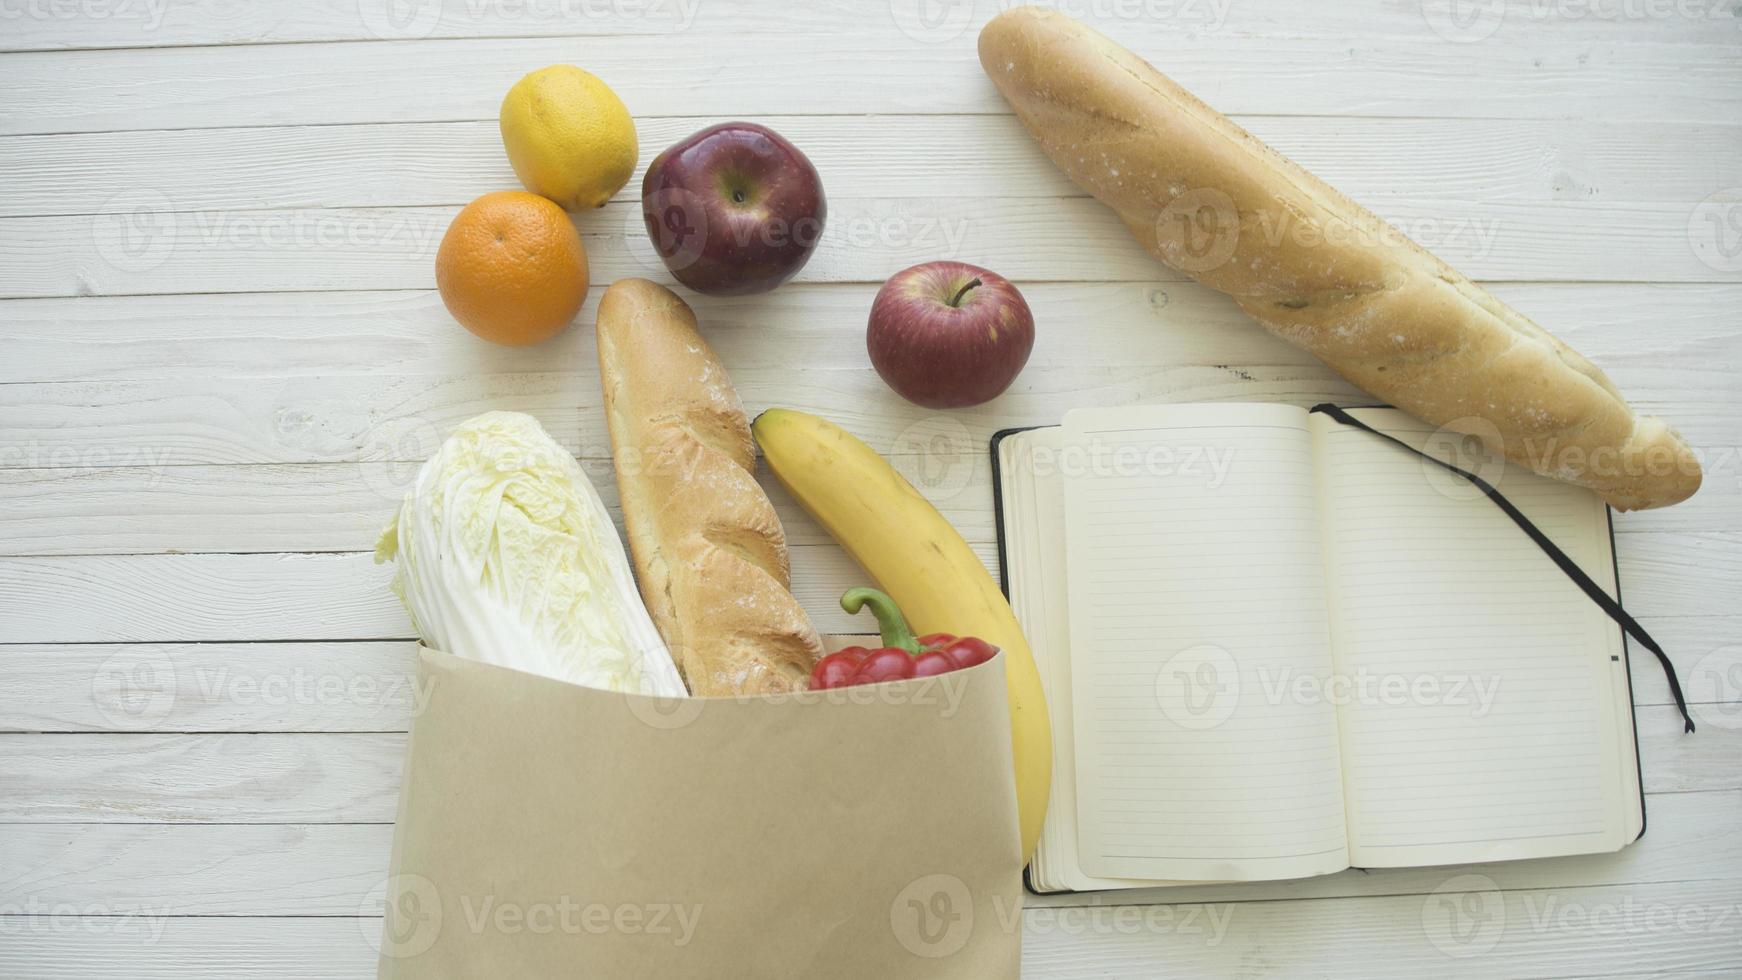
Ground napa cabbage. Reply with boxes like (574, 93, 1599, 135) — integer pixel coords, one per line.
(375, 411, 686, 696)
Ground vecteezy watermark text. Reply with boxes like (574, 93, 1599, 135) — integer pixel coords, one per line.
(1013, 438, 1239, 487)
(889, 0, 1235, 45)
(889, 871, 1235, 959)
(0, 899, 174, 945)
(1155, 646, 1505, 730)
(365, 874, 703, 959)
(459, 896, 702, 944)
(358, 0, 704, 40)
(1257, 666, 1502, 716)
(623, 665, 977, 731)
(1422, 872, 1742, 960)
(1423, 0, 1740, 45)
(0, 0, 170, 31)
(91, 649, 431, 727)
(91, 190, 446, 275)
(1154, 187, 1505, 275)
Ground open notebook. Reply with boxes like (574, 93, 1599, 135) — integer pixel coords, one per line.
(994, 404, 1643, 894)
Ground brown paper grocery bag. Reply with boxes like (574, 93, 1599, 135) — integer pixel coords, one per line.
(376, 646, 1022, 979)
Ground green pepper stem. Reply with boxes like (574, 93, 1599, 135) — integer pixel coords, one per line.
(840, 587, 922, 655)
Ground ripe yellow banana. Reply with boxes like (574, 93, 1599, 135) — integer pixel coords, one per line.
(752, 408, 1052, 863)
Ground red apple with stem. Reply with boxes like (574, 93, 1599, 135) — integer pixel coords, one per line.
(640, 122, 826, 296)
(867, 261, 1035, 409)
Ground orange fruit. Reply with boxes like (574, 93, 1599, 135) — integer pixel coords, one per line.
(435, 190, 589, 346)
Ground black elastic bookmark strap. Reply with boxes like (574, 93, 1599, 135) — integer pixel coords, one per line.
(1309, 403, 1695, 734)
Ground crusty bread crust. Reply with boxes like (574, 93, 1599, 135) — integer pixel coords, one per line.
(979, 7, 1699, 510)
(596, 278, 823, 694)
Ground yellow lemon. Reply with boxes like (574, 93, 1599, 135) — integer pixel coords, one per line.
(499, 66, 637, 211)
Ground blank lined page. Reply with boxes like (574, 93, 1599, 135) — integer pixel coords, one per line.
(1003, 428, 1192, 892)
(1063, 404, 1350, 883)
(1313, 409, 1637, 868)
(1001, 429, 1073, 889)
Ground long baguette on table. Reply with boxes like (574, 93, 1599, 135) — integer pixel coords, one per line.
(978, 7, 1699, 510)
(596, 278, 824, 695)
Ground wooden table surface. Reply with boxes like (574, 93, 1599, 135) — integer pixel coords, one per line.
(3, 1, 1740, 976)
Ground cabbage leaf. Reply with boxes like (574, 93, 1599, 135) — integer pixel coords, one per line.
(375, 411, 686, 696)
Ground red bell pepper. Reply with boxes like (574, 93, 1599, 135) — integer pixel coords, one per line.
(809, 587, 1000, 690)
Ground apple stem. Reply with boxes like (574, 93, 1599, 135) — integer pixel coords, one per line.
(948, 278, 983, 308)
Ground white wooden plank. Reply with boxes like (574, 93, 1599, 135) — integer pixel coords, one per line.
(3, 734, 404, 823)
(3, 450, 1731, 561)
(5, 191, 1734, 300)
(9, 282, 1733, 386)
(0, 0, 755, 49)
(1, 281, 1733, 533)
(0, 464, 425, 556)
(2, 705, 1727, 822)
(2, 5, 1736, 127)
(0, 823, 389, 915)
(0, 282, 1198, 383)
(0, 527, 1731, 643)
(0, 198, 1053, 297)
(0, 552, 409, 643)
(0, 459, 997, 554)
(0, 366, 1357, 470)
(0, 546, 909, 641)
(5, 879, 1742, 980)
(2, 363, 1731, 478)
(1032, 779, 1742, 905)
(0, 464, 1729, 561)
(7, 115, 1736, 212)
(0, 642, 422, 733)
(7, 623, 1731, 734)
(0, 791, 1733, 915)
(7, 0, 1739, 51)
(1021, 878, 1742, 978)
(0, 459, 1733, 576)
(0, 917, 374, 980)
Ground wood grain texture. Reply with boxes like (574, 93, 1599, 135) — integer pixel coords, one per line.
(0, 282, 1734, 547)
(0, 459, 999, 554)
(0, 642, 423, 733)
(2, 367, 1730, 487)
(2, 454, 1731, 559)
(0, 792, 1734, 917)
(2, 734, 407, 823)
(0, 823, 390, 915)
(2, 3, 1737, 127)
(7, 0, 1740, 51)
(5, 116, 1737, 211)
(3, 710, 1732, 822)
(6, 629, 1735, 734)
(0, 547, 937, 641)
(4, 195, 1734, 301)
(9, 281, 1735, 383)
(3, 879, 1741, 980)
(1021, 879, 1742, 977)
(0, 530, 1735, 644)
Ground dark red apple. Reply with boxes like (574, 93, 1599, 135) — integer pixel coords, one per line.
(867, 261, 1035, 409)
(640, 122, 826, 296)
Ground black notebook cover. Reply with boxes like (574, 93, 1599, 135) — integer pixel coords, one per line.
(988, 421, 1647, 895)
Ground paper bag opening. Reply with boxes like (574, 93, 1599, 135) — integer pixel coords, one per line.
(376, 646, 1023, 979)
